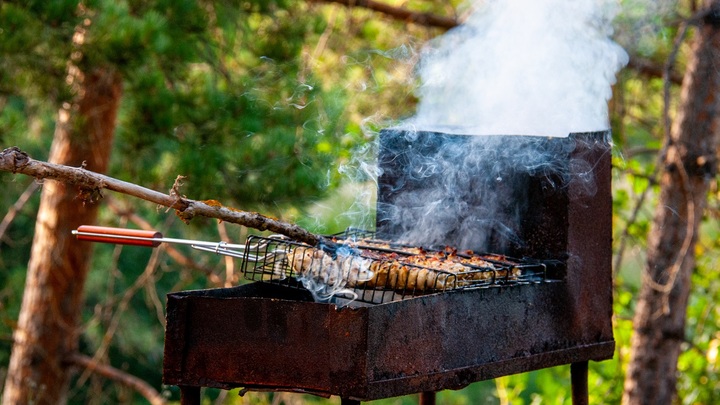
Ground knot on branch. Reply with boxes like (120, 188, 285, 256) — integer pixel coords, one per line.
(77, 187, 105, 204)
(70, 163, 108, 204)
(2, 146, 30, 173)
(175, 204, 195, 224)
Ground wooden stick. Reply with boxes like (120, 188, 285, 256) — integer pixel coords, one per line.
(0, 147, 323, 246)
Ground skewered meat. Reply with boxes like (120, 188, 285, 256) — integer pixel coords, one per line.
(285, 241, 521, 293)
(286, 246, 375, 287)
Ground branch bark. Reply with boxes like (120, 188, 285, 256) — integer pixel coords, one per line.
(0, 146, 324, 247)
(308, 0, 460, 30)
(66, 353, 166, 405)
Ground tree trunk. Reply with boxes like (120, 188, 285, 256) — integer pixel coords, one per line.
(622, 2, 720, 404)
(2, 67, 122, 404)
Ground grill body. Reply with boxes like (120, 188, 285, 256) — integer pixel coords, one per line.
(163, 131, 614, 402)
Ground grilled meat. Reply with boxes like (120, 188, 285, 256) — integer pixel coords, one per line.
(286, 241, 520, 293)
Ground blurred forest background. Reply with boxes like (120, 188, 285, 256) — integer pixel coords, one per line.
(1, 0, 719, 404)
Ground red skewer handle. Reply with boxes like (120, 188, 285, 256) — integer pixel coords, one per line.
(74, 225, 162, 247)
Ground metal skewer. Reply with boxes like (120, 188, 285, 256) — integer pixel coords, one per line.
(72, 225, 285, 262)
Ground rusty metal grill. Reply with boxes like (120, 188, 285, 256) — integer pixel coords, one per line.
(240, 230, 548, 305)
(163, 131, 614, 405)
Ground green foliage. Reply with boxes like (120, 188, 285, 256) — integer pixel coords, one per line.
(2, 0, 720, 404)
(0, 2, 76, 103)
(91, 0, 350, 212)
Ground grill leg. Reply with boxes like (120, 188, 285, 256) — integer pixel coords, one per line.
(180, 386, 201, 405)
(419, 391, 436, 405)
(570, 361, 589, 405)
(340, 398, 361, 405)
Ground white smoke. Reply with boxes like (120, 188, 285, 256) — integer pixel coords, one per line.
(405, 0, 629, 137)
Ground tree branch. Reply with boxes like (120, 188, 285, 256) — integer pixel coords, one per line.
(0, 147, 324, 247)
(312, 1, 683, 85)
(627, 56, 683, 85)
(66, 353, 166, 405)
(309, 0, 460, 30)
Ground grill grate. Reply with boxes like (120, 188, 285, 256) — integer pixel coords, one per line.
(240, 230, 549, 305)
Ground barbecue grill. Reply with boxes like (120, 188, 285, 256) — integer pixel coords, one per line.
(161, 129, 614, 404)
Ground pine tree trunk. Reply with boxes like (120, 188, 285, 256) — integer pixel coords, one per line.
(2, 67, 122, 404)
(622, 2, 720, 404)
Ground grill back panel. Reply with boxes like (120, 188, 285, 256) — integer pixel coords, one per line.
(376, 130, 607, 261)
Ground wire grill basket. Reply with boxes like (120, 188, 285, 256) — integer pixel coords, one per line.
(240, 230, 548, 305)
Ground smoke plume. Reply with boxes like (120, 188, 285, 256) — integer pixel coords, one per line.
(333, 0, 628, 257)
(365, 0, 628, 252)
(405, 0, 628, 137)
